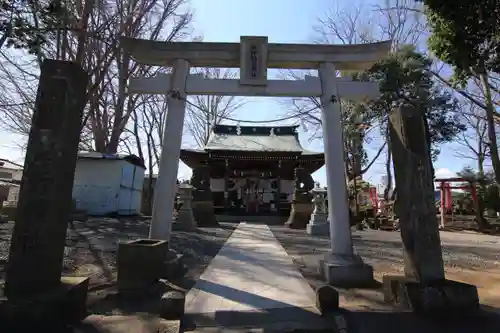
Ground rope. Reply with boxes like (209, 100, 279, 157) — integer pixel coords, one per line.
(178, 92, 320, 124)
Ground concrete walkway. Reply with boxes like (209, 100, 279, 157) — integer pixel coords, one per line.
(183, 222, 332, 332)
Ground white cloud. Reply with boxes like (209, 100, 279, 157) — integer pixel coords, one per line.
(0, 131, 26, 164)
(434, 168, 457, 179)
(177, 161, 192, 180)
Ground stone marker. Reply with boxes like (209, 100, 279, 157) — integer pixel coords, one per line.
(1, 59, 89, 328)
(316, 284, 339, 315)
(383, 106, 479, 314)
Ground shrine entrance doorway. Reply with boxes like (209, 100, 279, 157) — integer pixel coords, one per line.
(242, 178, 261, 213)
(242, 178, 261, 214)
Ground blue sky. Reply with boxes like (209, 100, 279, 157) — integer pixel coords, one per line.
(0, 0, 476, 185)
(181, 0, 469, 184)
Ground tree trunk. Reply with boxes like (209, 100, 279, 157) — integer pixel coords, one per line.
(474, 154, 490, 230)
(389, 106, 445, 282)
(143, 133, 155, 216)
(479, 73, 500, 187)
(383, 127, 393, 201)
(473, 185, 489, 231)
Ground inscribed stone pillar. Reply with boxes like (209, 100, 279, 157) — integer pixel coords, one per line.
(285, 167, 314, 229)
(149, 59, 190, 241)
(318, 62, 373, 287)
(390, 106, 445, 280)
(191, 164, 218, 226)
(383, 106, 479, 313)
(4, 60, 88, 299)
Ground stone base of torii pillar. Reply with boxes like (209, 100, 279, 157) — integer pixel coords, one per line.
(320, 253, 374, 287)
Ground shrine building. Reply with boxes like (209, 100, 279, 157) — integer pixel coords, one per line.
(180, 124, 324, 216)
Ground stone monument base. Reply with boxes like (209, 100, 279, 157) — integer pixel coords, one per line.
(117, 239, 183, 294)
(285, 203, 312, 229)
(193, 201, 218, 227)
(320, 252, 374, 287)
(382, 275, 479, 315)
(176, 209, 197, 231)
(0, 276, 89, 331)
(306, 213, 329, 236)
(307, 222, 329, 236)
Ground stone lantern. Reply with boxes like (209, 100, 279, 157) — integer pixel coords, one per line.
(306, 184, 329, 236)
(176, 183, 197, 231)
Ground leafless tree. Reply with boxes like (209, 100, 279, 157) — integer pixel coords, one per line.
(127, 94, 166, 213)
(453, 101, 491, 177)
(283, 1, 426, 190)
(431, 71, 500, 188)
(0, 0, 192, 155)
(185, 67, 246, 147)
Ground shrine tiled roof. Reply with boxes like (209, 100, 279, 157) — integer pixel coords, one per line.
(201, 125, 316, 153)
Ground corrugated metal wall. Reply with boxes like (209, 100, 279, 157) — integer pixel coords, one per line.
(117, 162, 145, 215)
(72, 159, 121, 215)
(72, 158, 145, 216)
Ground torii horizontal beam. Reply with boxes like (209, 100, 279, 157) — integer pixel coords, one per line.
(128, 74, 380, 100)
(120, 36, 392, 71)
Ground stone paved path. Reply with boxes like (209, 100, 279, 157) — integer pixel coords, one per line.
(183, 222, 333, 332)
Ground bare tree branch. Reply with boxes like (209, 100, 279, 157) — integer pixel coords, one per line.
(185, 67, 246, 147)
(0, 0, 193, 156)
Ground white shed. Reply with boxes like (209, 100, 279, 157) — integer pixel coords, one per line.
(0, 158, 23, 205)
(72, 152, 146, 216)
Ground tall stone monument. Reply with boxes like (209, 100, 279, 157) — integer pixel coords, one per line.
(383, 106, 479, 313)
(0, 60, 89, 329)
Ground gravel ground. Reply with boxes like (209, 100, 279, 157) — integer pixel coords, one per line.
(4, 218, 500, 332)
(271, 226, 500, 333)
(0, 218, 236, 290)
(270, 226, 500, 309)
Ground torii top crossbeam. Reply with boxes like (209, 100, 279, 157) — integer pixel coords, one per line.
(120, 36, 391, 71)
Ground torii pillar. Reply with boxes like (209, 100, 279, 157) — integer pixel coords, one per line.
(318, 63, 374, 286)
(120, 36, 390, 287)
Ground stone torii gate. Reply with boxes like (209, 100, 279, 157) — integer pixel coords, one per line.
(120, 36, 390, 286)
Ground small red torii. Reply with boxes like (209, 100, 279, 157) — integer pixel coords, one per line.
(435, 177, 477, 228)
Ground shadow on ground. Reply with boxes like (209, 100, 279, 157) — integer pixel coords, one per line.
(269, 225, 500, 332)
(336, 308, 500, 333)
(182, 278, 334, 332)
(270, 226, 500, 273)
(182, 309, 500, 333)
(0, 218, 237, 333)
(78, 220, 236, 316)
